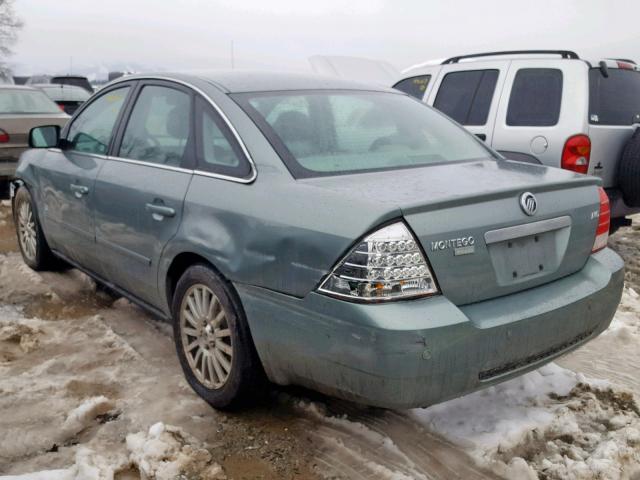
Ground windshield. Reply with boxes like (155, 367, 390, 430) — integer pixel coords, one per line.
(589, 68, 640, 125)
(234, 90, 495, 178)
(0, 89, 62, 114)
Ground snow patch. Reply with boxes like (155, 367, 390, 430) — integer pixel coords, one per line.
(126, 422, 225, 479)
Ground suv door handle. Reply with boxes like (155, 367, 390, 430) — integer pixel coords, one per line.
(70, 183, 89, 198)
(145, 203, 176, 219)
(475, 133, 487, 141)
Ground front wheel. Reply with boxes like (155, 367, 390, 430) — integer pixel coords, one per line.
(13, 187, 63, 271)
(171, 264, 266, 409)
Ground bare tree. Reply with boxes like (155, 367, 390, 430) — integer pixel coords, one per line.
(0, 0, 23, 77)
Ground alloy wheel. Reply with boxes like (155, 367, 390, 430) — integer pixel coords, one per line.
(180, 284, 233, 389)
(17, 200, 37, 262)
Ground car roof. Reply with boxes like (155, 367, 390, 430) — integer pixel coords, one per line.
(0, 84, 39, 91)
(112, 70, 397, 94)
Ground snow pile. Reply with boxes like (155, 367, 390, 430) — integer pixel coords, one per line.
(60, 396, 115, 438)
(608, 287, 640, 338)
(0, 447, 128, 480)
(126, 422, 225, 480)
(411, 364, 640, 479)
(1, 423, 226, 480)
(0, 305, 42, 355)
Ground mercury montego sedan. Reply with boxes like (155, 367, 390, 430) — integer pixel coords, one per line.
(12, 72, 623, 409)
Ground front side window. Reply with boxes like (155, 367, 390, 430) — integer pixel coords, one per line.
(0, 89, 62, 114)
(589, 68, 640, 125)
(67, 86, 130, 155)
(234, 90, 495, 178)
(507, 68, 563, 126)
(393, 75, 431, 99)
(196, 98, 250, 177)
(119, 85, 191, 167)
(433, 70, 499, 126)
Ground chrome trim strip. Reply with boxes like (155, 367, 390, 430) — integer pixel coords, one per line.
(107, 75, 257, 184)
(107, 155, 193, 174)
(484, 216, 572, 245)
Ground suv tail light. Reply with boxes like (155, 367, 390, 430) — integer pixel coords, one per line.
(562, 134, 591, 174)
(0, 129, 9, 143)
(318, 221, 439, 301)
(592, 187, 610, 253)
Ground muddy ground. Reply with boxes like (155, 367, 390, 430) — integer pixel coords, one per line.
(0, 203, 639, 480)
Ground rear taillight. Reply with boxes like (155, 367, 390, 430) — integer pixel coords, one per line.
(592, 187, 610, 253)
(0, 129, 9, 143)
(318, 221, 439, 301)
(561, 134, 591, 174)
(57, 103, 66, 112)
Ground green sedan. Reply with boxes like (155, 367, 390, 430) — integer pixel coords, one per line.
(11, 71, 623, 409)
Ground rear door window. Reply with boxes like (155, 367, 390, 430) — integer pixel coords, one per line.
(589, 68, 640, 125)
(506, 68, 563, 126)
(433, 70, 499, 126)
(393, 75, 431, 99)
(119, 85, 192, 167)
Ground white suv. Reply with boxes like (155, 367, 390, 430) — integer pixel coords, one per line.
(394, 50, 640, 228)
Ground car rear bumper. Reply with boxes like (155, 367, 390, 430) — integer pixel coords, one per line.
(237, 248, 624, 409)
(0, 147, 25, 177)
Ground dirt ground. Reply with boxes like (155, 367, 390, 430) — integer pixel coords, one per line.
(0, 203, 639, 480)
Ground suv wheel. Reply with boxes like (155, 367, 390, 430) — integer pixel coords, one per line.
(13, 187, 65, 271)
(171, 264, 266, 409)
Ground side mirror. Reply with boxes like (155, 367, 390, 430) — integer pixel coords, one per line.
(29, 125, 61, 148)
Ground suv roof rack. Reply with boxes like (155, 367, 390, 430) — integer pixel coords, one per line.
(607, 58, 637, 65)
(441, 50, 580, 65)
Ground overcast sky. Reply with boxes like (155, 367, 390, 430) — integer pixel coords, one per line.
(10, 0, 640, 78)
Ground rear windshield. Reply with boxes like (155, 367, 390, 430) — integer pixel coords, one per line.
(0, 89, 62, 114)
(589, 68, 640, 125)
(233, 91, 495, 178)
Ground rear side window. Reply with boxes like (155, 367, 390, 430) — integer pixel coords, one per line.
(507, 69, 563, 126)
(589, 68, 640, 125)
(195, 97, 250, 178)
(393, 75, 431, 99)
(433, 70, 498, 126)
(119, 85, 191, 167)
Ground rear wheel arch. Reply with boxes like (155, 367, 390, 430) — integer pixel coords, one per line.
(165, 251, 236, 311)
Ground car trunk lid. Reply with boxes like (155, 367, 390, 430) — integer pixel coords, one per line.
(305, 159, 601, 305)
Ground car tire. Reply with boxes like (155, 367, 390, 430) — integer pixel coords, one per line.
(618, 128, 640, 207)
(13, 186, 65, 271)
(171, 264, 266, 409)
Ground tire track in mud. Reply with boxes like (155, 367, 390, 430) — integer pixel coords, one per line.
(294, 398, 500, 480)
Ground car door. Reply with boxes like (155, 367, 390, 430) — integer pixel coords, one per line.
(93, 81, 194, 307)
(38, 84, 133, 271)
(425, 61, 508, 144)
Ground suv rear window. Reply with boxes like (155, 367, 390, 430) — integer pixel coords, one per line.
(507, 68, 563, 126)
(589, 68, 640, 125)
(393, 75, 431, 99)
(433, 70, 498, 126)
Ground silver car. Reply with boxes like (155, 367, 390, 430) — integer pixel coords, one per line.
(393, 50, 640, 229)
(0, 85, 69, 197)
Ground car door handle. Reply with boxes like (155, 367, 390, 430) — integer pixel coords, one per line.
(475, 133, 487, 141)
(145, 203, 176, 218)
(70, 183, 89, 198)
